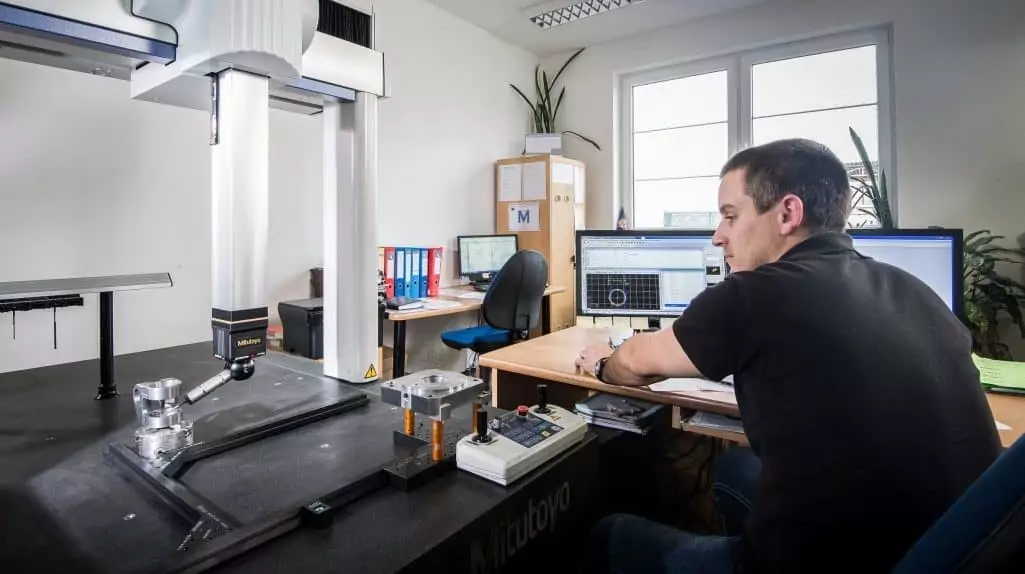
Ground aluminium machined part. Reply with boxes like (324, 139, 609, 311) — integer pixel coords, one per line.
(135, 421, 194, 461)
(134, 378, 185, 429)
(133, 378, 194, 460)
(380, 370, 485, 420)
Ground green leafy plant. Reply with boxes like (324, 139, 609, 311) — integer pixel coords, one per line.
(510, 48, 601, 151)
(962, 230, 1025, 359)
(848, 127, 894, 229)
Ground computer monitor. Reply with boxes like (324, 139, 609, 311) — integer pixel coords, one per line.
(849, 229, 963, 316)
(576, 230, 726, 318)
(457, 234, 519, 281)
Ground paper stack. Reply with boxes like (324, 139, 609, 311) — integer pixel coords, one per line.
(574, 394, 664, 435)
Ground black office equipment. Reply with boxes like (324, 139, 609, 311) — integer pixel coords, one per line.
(278, 298, 323, 359)
(385, 296, 423, 311)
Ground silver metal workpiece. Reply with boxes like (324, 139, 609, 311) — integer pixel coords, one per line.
(380, 370, 486, 420)
(132, 378, 193, 460)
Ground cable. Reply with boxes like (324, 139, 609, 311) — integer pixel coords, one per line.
(130, 3, 180, 65)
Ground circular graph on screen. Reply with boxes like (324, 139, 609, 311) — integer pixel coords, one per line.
(607, 288, 628, 308)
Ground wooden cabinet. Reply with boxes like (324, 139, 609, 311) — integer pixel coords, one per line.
(495, 155, 584, 334)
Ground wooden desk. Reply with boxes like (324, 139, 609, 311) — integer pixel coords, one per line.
(481, 326, 1025, 448)
(479, 326, 739, 416)
(385, 285, 566, 378)
(988, 393, 1025, 448)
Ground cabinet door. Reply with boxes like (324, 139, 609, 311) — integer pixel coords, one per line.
(548, 177, 577, 332)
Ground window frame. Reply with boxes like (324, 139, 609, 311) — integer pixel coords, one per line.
(619, 27, 894, 228)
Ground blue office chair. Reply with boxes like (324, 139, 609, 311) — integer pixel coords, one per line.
(441, 250, 548, 367)
(892, 434, 1025, 573)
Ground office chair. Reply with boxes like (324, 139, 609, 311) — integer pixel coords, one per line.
(441, 250, 548, 373)
(892, 434, 1025, 573)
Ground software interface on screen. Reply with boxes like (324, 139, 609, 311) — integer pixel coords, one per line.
(579, 234, 726, 317)
(851, 235, 956, 311)
(459, 236, 518, 276)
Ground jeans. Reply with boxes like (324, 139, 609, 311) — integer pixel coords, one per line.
(592, 447, 762, 574)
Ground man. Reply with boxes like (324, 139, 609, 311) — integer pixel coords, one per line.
(578, 139, 1002, 573)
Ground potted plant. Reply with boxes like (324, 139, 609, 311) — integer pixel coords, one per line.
(847, 128, 1025, 357)
(962, 231, 1025, 359)
(510, 48, 600, 155)
(848, 127, 894, 229)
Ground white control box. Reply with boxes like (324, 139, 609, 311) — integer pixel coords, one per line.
(456, 404, 587, 486)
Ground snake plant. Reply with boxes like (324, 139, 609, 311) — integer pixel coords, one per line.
(510, 48, 601, 151)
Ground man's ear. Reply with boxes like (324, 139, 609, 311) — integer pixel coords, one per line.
(777, 194, 805, 235)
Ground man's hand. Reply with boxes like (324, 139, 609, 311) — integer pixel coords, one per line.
(574, 328, 703, 387)
(575, 344, 613, 377)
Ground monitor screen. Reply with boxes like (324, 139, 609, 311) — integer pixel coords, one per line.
(849, 230, 962, 314)
(458, 235, 519, 276)
(577, 231, 726, 317)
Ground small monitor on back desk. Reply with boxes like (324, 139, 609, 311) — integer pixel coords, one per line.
(458, 234, 519, 288)
(576, 230, 726, 320)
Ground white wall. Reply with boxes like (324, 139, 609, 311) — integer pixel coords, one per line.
(0, 0, 537, 374)
(545, 0, 1025, 247)
(372, 0, 536, 372)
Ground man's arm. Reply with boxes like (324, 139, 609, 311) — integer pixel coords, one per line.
(575, 328, 701, 387)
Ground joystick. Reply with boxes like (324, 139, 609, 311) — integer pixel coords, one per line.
(535, 384, 550, 414)
(474, 408, 491, 443)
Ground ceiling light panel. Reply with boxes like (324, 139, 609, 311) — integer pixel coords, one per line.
(529, 0, 647, 29)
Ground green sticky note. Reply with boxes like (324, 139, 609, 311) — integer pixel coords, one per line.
(972, 354, 1025, 391)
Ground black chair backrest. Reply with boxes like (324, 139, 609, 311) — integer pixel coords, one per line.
(481, 250, 548, 335)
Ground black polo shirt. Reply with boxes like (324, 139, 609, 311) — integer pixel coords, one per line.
(673, 232, 1002, 573)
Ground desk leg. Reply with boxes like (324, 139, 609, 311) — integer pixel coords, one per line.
(541, 295, 551, 335)
(393, 321, 406, 378)
(96, 291, 119, 400)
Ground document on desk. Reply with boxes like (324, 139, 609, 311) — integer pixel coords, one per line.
(419, 299, 463, 310)
(647, 377, 736, 395)
(973, 354, 1025, 392)
(456, 291, 486, 301)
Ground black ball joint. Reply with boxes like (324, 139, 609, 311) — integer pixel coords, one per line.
(229, 358, 255, 381)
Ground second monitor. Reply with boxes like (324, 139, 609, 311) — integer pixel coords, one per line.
(577, 230, 726, 318)
(458, 234, 519, 287)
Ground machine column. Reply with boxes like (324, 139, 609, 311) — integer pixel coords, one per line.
(323, 94, 380, 383)
(210, 70, 270, 366)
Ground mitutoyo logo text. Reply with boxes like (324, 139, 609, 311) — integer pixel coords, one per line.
(470, 481, 571, 573)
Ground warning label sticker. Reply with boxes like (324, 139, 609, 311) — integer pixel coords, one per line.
(364, 363, 378, 379)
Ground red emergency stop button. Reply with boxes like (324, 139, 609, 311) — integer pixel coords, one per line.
(517, 405, 529, 416)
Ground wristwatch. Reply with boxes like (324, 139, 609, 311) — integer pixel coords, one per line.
(594, 357, 610, 382)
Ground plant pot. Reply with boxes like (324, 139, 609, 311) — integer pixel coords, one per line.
(525, 133, 563, 155)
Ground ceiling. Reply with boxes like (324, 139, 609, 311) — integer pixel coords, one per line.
(422, 0, 769, 56)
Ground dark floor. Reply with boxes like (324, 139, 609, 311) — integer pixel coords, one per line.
(0, 342, 226, 483)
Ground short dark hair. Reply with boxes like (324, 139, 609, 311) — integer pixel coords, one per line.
(720, 139, 851, 232)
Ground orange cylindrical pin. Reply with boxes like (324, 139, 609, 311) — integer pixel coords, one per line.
(471, 402, 479, 433)
(404, 408, 415, 435)
(432, 419, 444, 461)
